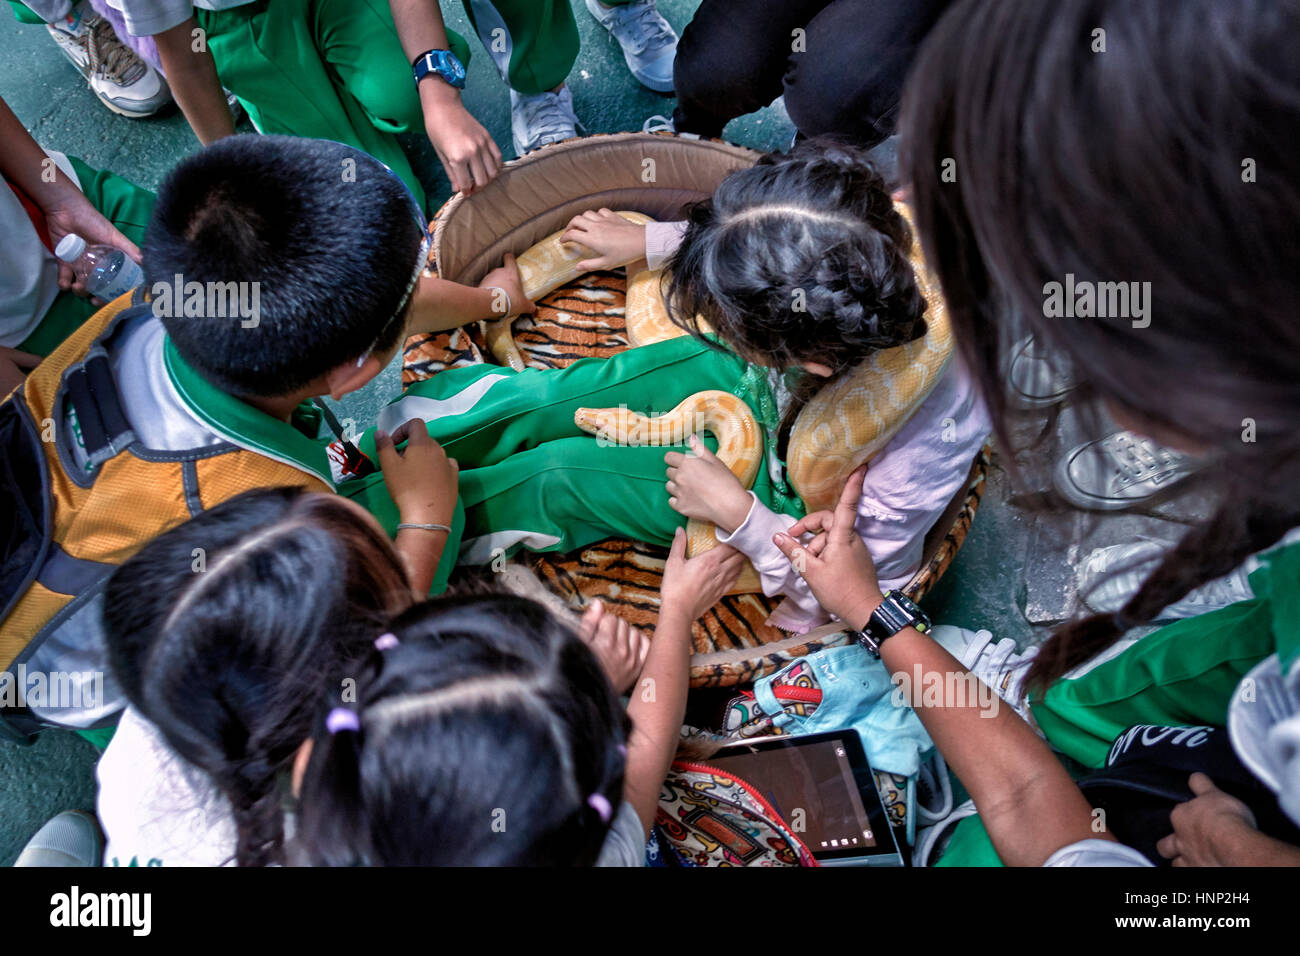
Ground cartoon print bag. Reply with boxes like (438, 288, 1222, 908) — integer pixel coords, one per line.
(653, 760, 818, 867)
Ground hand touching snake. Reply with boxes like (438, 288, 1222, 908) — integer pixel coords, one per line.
(496, 204, 952, 592)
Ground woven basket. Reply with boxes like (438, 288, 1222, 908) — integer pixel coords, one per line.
(404, 132, 987, 686)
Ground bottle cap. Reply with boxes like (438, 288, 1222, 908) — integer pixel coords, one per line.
(54, 233, 86, 263)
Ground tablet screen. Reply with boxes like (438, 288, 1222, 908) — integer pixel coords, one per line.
(708, 732, 898, 862)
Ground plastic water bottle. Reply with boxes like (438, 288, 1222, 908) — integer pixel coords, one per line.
(54, 233, 145, 301)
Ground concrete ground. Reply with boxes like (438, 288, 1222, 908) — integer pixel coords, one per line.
(0, 1, 1190, 865)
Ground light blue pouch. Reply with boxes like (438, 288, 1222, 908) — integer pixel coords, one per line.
(749, 643, 935, 845)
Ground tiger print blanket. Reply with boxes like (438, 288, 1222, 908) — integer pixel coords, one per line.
(403, 271, 987, 687)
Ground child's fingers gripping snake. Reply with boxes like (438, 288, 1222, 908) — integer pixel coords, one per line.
(574, 391, 764, 593)
(484, 211, 656, 372)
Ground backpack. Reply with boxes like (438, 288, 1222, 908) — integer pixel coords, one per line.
(0, 292, 329, 743)
(651, 760, 818, 867)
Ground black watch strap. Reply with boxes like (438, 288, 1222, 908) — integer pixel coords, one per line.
(853, 590, 931, 657)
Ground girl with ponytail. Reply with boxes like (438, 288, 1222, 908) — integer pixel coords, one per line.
(294, 528, 744, 866)
(97, 485, 687, 866)
(98, 488, 416, 866)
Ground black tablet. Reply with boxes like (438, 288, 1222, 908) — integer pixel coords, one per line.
(709, 730, 905, 867)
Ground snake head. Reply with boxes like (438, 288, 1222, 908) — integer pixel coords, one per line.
(575, 405, 643, 449)
(574, 406, 615, 441)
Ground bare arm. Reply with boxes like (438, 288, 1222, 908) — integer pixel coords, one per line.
(774, 466, 1111, 867)
(623, 530, 746, 840)
(405, 253, 535, 335)
(0, 94, 141, 297)
(387, 0, 502, 194)
(154, 18, 235, 145)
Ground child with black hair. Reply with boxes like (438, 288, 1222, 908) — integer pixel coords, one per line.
(294, 528, 745, 866)
(359, 140, 989, 633)
(96, 486, 660, 866)
(0, 133, 533, 737)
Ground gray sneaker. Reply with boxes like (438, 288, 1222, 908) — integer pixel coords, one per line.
(1054, 430, 1193, 511)
(510, 85, 580, 157)
(1006, 335, 1076, 409)
(13, 811, 102, 867)
(46, 4, 171, 118)
(585, 0, 678, 94)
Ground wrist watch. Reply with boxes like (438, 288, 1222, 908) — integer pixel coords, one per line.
(853, 590, 931, 658)
(412, 49, 466, 90)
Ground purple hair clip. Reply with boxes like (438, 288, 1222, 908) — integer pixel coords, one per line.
(374, 632, 399, 651)
(325, 707, 360, 734)
(587, 793, 612, 823)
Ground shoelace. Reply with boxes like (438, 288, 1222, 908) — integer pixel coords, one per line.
(520, 93, 575, 147)
(642, 114, 673, 133)
(85, 14, 145, 85)
(1108, 434, 1180, 481)
(607, 0, 674, 55)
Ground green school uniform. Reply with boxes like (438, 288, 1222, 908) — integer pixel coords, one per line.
(346, 335, 804, 565)
(936, 538, 1300, 867)
(192, 0, 595, 209)
(163, 338, 465, 597)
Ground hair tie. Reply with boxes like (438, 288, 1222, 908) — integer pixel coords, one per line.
(374, 632, 399, 651)
(326, 707, 360, 734)
(616, 744, 627, 758)
(587, 793, 612, 823)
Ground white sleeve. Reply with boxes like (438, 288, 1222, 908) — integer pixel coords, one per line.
(1042, 839, 1153, 867)
(105, 0, 196, 36)
(594, 801, 647, 867)
(644, 221, 688, 271)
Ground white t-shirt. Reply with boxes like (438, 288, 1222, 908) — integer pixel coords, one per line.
(0, 151, 79, 348)
(107, 0, 252, 37)
(1043, 839, 1153, 867)
(97, 707, 238, 867)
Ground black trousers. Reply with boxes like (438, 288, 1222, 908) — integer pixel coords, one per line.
(672, 0, 952, 146)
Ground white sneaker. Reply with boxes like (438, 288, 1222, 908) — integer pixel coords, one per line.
(1054, 430, 1193, 511)
(915, 751, 953, 826)
(641, 113, 675, 134)
(510, 86, 580, 157)
(914, 798, 978, 867)
(1077, 540, 1255, 618)
(13, 811, 102, 867)
(931, 624, 1037, 723)
(1005, 335, 1076, 409)
(585, 0, 678, 94)
(46, 3, 171, 118)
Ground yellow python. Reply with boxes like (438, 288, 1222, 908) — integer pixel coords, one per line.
(493, 205, 953, 591)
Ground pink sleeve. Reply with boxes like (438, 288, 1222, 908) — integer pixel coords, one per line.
(644, 221, 688, 271)
(716, 493, 827, 624)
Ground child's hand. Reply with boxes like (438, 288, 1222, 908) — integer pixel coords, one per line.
(664, 434, 753, 534)
(478, 252, 536, 319)
(376, 418, 459, 526)
(561, 209, 647, 271)
(660, 527, 746, 625)
(579, 599, 650, 693)
(772, 465, 881, 630)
